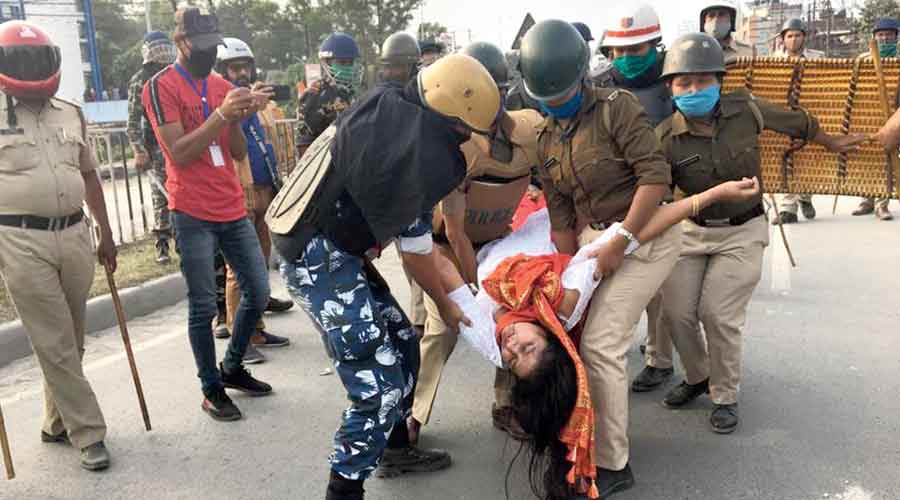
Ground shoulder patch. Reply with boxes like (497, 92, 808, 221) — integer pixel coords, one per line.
(51, 96, 82, 110)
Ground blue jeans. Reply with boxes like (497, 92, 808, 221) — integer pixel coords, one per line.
(280, 234, 419, 481)
(173, 211, 270, 394)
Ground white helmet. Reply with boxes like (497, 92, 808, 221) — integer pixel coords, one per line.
(601, 3, 663, 48)
(698, 0, 742, 35)
(217, 37, 255, 63)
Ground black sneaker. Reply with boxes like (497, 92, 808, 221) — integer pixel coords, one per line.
(214, 322, 231, 339)
(800, 200, 816, 220)
(243, 344, 266, 364)
(41, 430, 70, 445)
(710, 403, 739, 434)
(251, 330, 291, 348)
(595, 463, 635, 498)
(202, 387, 242, 421)
(265, 296, 294, 313)
(156, 239, 171, 264)
(374, 446, 452, 479)
(662, 379, 709, 408)
(631, 365, 674, 393)
(220, 362, 272, 396)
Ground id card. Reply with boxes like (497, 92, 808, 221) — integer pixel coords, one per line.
(209, 143, 225, 167)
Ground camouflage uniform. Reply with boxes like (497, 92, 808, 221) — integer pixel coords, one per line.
(294, 79, 354, 150)
(126, 67, 170, 241)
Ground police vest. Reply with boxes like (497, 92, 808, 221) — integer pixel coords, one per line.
(594, 66, 672, 127)
(432, 109, 541, 244)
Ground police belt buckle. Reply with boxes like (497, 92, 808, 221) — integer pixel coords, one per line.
(702, 218, 732, 228)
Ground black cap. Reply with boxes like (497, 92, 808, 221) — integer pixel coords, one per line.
(176, 8, 224, 52)
(572, 22, 594, 42)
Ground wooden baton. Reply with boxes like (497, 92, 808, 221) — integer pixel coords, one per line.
(0, 403, 14, 479)
(871, 39, 900, 197)
(95, 227, 152, 431)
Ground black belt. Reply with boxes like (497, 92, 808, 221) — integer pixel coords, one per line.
(690, 204, 764, 228)
(0, 210, 84, 231)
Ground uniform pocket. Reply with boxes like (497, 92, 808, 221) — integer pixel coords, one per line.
(56, 128, 84, 167)
(0, 135, 40, 172)
(572, 147, 626, 201)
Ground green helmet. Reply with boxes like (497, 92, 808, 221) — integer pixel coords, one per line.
(519, 19, 589, 101)
(462, 42, 509, 89)
(380, 32, 421, 65)
(661, 32, 726, 79)
(780, 18, 807, 37)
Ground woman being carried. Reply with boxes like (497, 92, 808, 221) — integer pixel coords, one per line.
(436, 177, 761, 500)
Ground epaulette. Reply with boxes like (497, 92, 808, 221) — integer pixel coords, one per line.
(51, 96, 82, 109)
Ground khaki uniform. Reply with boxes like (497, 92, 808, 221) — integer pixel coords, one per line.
(855, 52, 896, 214)
(0, 93, 107, 449)
(772, 48, 821, 215)
(536, 86, 680, 470)
(656, 90, 819, 405)
(412, 109, 542, 425)
(225, 102, 286, 330)
(723, 38, 754, 64)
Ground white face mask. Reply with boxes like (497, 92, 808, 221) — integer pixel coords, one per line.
(705, 18, 732, 40)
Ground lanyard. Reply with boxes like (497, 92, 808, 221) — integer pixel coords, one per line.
(174, 64, 210, 119)
(246, 120, 281, 190)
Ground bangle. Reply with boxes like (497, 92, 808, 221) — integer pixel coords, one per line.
(691, 195, 701, 217)
(215, 107, 228, 122)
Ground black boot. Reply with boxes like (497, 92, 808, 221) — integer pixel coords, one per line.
(710, 403, 739, 434)
(595, 463, 635, 498)
(662, 379, 709, 408)
(325, 470, 364, 500)
(631, 365, 674, 392)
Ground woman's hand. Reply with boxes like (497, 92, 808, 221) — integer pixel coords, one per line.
(823, 133, 867, 154)
(437, 298, 473, 334)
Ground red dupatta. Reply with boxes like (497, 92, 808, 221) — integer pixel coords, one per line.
(482, 253, 599, 499)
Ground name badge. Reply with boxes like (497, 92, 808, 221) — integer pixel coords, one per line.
(209, 144, 225, 167)
(676, 154, 701, 168)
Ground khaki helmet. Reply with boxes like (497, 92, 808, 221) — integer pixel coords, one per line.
(418, 53, 500, 133)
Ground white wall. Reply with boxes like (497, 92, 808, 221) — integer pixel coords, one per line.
(26, 0, 88, 103)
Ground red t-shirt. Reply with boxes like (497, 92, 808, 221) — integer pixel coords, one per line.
(142, 65, 246, 222)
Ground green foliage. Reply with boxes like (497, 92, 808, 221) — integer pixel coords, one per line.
(417, 21, 447, 43)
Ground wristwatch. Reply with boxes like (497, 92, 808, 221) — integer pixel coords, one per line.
(467, 283, 479, 295)
(616, 226, 640, 247)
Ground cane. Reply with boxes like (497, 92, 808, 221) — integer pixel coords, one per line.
(95, 228, 152, 431)
(0, 403, 14, 479)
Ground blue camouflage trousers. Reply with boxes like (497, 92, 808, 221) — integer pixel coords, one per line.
(281, 234, 420, 481)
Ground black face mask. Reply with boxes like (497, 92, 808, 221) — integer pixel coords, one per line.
(186, 48, 217, 78)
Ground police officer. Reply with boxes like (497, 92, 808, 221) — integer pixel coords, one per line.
(699, 0, 753, 63)
(409, 42, 542, 443)
(270, 54, 499, 499)
(772, 18, 823, 224)
(521, 19, 683, 496)
(127, 31, 176, 263)
(853, 18, 898, 221)
(595, 3, 677, 394)
(215, 37, 292, 361)
(0, 20, 117, 471)
(295, 32, 360, 158)
(655, 33, 863, 434)
(378, 32, 420, 84)
(419, 39, 444, 67)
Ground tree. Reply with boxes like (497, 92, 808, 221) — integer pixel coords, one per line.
(321, 0, 423, 63)
(91, 0, 143, 93)
(855, 0, 900, 48)
(417, 21, 447, 43)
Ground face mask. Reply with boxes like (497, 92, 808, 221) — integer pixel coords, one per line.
(704, 18, 732, 40)
(186, 47, 217, 78)
(539, 89, 583, 120)
(613, 47, 658, 80)
(673, 83, 721, 118)
(879, 40, 898, 58)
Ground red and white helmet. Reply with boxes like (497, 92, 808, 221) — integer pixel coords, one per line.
(601, 3, 663, 48)
(0, 21, 61, 99)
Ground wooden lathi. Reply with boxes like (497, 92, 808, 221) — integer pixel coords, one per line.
(722, 56, 900, 200)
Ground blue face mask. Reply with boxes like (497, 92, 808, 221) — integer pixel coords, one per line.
(539, 90, 583, 120)
(673, 84, 721, 118)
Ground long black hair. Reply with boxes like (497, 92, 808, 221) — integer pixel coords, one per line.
(509, 333, 579, 500)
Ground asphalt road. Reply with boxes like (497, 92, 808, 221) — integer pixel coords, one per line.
(0, 197, 898, 500)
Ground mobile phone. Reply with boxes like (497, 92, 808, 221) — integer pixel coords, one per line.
(270, 84, 292, 102)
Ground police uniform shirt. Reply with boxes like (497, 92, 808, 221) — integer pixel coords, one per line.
(0, 94, 91, 217)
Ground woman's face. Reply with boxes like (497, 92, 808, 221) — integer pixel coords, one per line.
(669, 73, 719, 97)
(500, 322, 550, 378)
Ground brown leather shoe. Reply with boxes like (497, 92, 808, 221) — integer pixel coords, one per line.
(852, 199, 875, 216)
(876, 204, 894, 221)
(491, 404, 529, 441)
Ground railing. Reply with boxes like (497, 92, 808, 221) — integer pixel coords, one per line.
(85, 118, 299, 247)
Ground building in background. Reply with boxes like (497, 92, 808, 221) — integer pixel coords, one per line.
(742, 0, 858, 57)
(2, 0, 94, 102)
(742, 1, 805, 55)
